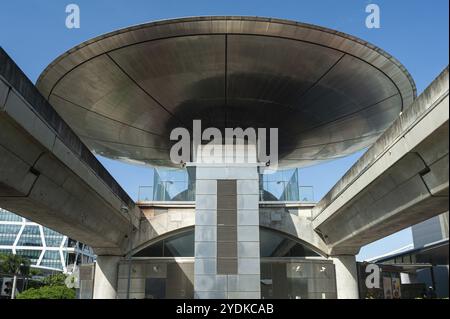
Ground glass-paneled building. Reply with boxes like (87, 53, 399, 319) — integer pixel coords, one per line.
(0, 208, 95, 272)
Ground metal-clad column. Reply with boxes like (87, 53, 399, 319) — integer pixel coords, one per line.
(193, 146, 261, 299)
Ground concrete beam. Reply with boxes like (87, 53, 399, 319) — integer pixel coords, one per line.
(0, 48, 140, 255)
(312, 67, 449, 255)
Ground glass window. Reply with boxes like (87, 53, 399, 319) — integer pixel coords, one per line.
(164, 232, 195, 257)
(134, 228, 319, 258)
(40, 250, 62, 270)
(260, 228, 320, 257)
(261, 260, 336, 299)
(67, 239, 77, 247)
(286, 262, 313, 278)
(16, 226, 42, 246)
(0, 209, 23, 222)
(15, 249, 41, 265)
(43, 228, 64, 247)
(134, 230, 194, 257)
(0, 225, 21, 245)
(136, 240, 164, 257)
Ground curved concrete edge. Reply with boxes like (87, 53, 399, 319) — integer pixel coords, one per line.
(132, 203, 329, 257)
(259, 205, 329, 255)
(313, 67, 448, 218)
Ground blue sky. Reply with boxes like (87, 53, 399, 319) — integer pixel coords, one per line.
(1, 0, 448, 260)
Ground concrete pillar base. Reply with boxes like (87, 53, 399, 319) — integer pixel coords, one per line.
(93, 255, 121, 299)
(332, 255, 359, 299)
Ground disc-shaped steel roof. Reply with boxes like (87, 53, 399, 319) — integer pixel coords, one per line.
(37, 16, 416, 168)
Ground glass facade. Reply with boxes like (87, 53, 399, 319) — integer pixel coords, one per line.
(0, 208, 95, 272)
(40, 251, 63, 269)
(43, 228, 65, 247)
(117, 259, 195, 299)
(123, 227, 336, 299)
(260, 230, 336, 299)
(16, 225, 42, 246)
(0, 225, 21, 245)
(134, 231, 195, 258)
(15, 249, 42, 264)
(260, 228, 320, 257)
(0, 210, 22, 222)
(261, 259, 336, 299)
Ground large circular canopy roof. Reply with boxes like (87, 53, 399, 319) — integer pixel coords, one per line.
(37, 16, 416, 168)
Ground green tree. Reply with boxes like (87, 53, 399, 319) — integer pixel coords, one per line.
(16, 285, 76, 299)
(0, 253, 31, 298)
(16, 273, 76, 299)
(29, 268, 43, 276)
(42, 273, 67, 286)
(0, 253, 31, 276)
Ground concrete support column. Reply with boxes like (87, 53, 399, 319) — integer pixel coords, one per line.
(193, 144, 261, 299)
(332, 255, 359, 299)
(93, 255, 121, 299)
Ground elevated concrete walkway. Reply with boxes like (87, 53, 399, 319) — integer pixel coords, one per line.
(312, 67, 449, 255)
(0, 48, 140, 255)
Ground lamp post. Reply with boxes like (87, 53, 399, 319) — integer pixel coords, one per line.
(11, 273, 18, 299)
(11, 261, 27, 299)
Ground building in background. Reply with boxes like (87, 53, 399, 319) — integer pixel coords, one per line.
(412, 213, 449, 248)
(362, 212, 449, 298)
(0, 208, 95, 273)
(410, 212, 449, 297)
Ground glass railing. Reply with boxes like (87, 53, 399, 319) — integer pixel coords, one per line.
(260, 182, 314, 202)
(138, 183, 313, 202)
(137, 168, 313, 203)
(138, 181, 195, 202)
(137, 186, 154, 202)
(298, 186, 315, 202)
(260, 168, 314, 202)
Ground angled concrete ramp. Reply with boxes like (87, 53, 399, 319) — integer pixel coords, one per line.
(0, 48, 140, 255)
(312, 67, 449, 255)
